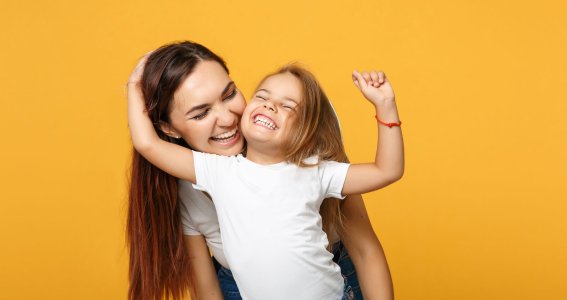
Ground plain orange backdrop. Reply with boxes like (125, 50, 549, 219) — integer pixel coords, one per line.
(1, 0, 566, 299)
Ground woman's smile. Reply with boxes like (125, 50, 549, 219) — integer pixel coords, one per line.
(210, 128, 241, 146)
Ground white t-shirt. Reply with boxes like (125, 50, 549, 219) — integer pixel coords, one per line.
(192, 151, 350, 300)
(179, 177, 341, 269)
(178, 179, 230, 268)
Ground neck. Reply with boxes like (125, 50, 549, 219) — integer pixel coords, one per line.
(245, 146, 286, 165)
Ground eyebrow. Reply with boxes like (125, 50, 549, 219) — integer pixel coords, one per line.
(185, 81, 235, 116)
(256, 88, 298, 104)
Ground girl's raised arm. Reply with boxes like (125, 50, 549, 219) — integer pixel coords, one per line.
(342, 70, 404, 196)
(127, 56, 197, 184)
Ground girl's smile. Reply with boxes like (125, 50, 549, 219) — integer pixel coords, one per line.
(252, 114, 278, 130)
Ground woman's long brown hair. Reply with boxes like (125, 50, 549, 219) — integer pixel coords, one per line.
(127, 41, 228, 300)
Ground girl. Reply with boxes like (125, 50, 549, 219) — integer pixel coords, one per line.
(128, 54, 403, 299)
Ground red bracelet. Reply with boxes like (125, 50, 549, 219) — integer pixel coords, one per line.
(375, 115, 402, 128)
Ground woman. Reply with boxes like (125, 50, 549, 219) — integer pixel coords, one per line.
(127, 41, 394, 300)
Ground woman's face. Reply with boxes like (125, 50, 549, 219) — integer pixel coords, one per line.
(164, 60, 246, 156)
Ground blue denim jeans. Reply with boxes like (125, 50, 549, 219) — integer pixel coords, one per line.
(333, 241, 362, 300)
(214, 240, 362, 299)
(216, 265, 242, 299)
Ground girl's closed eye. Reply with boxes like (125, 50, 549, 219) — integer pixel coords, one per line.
(282, 104, 295, 110)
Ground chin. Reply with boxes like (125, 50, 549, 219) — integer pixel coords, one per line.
(210, 141, 244, 156)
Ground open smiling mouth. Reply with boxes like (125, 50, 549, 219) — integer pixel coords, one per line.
(253, 114, 278, 130)
(210, 128, 239, 143)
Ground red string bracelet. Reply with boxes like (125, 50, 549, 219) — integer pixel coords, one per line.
(375, 115, 402, 128)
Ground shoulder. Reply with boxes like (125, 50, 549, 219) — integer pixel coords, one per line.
(317, 159, 350, 178)
(178, 179, 210, 203)
(303, 155, 320, 165)
(193, 151, 239, 162)
(302, 156, 346, 170)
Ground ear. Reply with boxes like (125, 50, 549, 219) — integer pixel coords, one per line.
(159, 121, 181, 139)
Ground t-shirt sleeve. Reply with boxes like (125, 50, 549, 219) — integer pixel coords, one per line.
(178, 181, 202, 236)
(318, 160, 350, 199)
(181, 205, 202, 235)
(192, 150, 218, 193)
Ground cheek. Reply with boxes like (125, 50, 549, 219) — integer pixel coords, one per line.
(181, 120, 215, 148)
(232, 96, 247, 115)
(241, 102, 257, 119)
(281, 115, 299, 136)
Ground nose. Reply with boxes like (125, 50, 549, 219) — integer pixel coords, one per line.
(263, 100, 277, 112)
(216, 104, 236, 127)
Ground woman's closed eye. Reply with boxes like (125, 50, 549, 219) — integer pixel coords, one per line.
(191, 88, 238, 121)
(223, 88, 238, 101)
(191, 108, 210, 120)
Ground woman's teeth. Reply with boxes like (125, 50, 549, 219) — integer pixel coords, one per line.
(254, 115, 276, 130)
(211, 128, 237, 141)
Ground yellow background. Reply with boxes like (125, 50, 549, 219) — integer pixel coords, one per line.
(1, 0, 566, 299)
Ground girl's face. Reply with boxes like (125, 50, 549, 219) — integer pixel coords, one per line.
(163, 60, 246, 156)
(241, 72, 302, 155)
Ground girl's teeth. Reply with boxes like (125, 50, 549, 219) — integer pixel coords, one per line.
(254, 116, 276, 130)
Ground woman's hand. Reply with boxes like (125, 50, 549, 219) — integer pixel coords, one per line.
(352, 70, 395, 107)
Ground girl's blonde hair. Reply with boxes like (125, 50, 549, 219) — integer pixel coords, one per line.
(256, 64, 349, 239)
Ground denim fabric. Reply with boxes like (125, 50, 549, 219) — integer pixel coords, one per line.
(212, 257, 241, 299)
(342, 279, 354, 300)
(217, 266, 242, 299)
(213, 240, 362, 300)
(333, 241, 362, 300)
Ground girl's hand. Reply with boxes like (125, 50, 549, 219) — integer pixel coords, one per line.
(352, 70, 395, 107)
(127, 52, 152, 88)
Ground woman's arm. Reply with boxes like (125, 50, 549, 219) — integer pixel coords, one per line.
(343, 70, 404, 195)
(340, 194, 394, 300)
(184, 235, 223, 300)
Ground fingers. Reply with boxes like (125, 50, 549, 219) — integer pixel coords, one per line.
(362, 72, 371, 84)
(358, 70, 387, 87)
(354, 69, 389, 92)
(370, 71, 379, 87)
(352, 70, 368, 90)
(378, 71, 385, 84)
(138, 51, 154, 66)
(129, 52, 154, 85)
